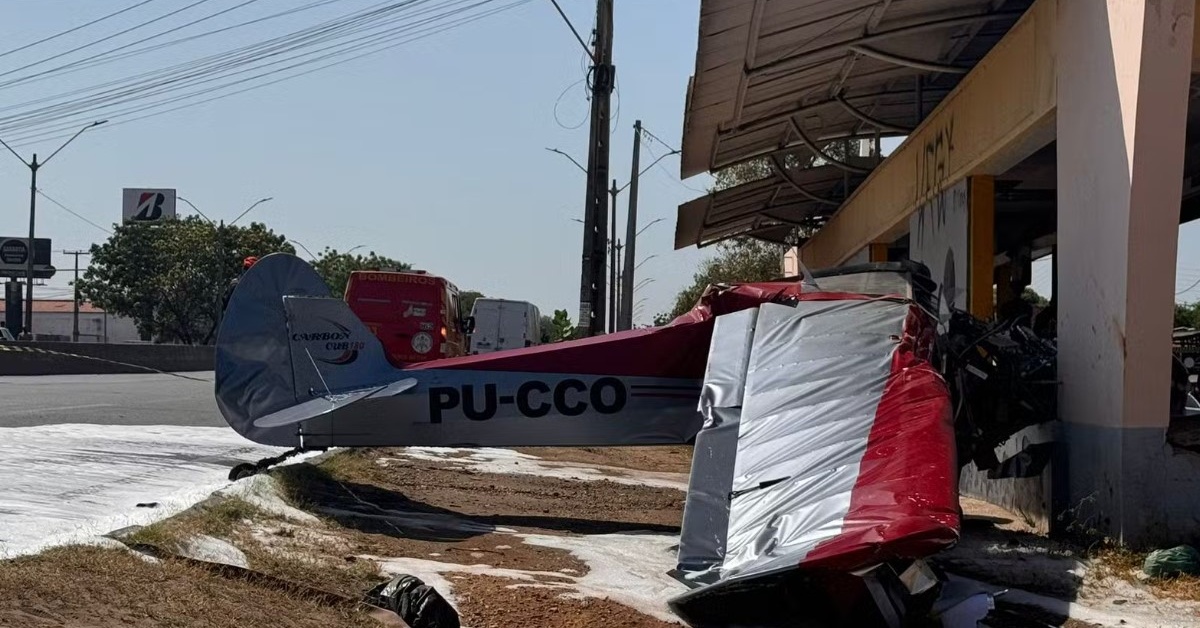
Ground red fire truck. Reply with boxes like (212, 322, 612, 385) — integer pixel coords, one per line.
(344, 270, 471, 365)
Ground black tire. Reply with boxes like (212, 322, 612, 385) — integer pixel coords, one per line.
(228, 463, 258, 481)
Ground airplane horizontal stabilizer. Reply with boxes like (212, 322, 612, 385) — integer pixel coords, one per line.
(251, 378, 418, 428)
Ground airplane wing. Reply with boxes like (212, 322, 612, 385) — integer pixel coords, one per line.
(670, 295, 959, 625)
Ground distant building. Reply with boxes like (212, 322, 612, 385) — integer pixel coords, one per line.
(29, 300, 141, 343)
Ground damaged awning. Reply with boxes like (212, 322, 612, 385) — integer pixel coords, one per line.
(674, 163, 866, 250)
(677, 0, 1034, 248)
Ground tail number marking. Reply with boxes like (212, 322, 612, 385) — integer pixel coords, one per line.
(428, 378, 627, 423)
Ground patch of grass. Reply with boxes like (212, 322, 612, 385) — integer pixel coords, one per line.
(0, 544, 378, 627)
(200, 496, 265, 536)
(124, 520, 181, 549)
(1091, 545, 1200, 601)
(122, 496, 267, 552)
(241, 545, 383, 600)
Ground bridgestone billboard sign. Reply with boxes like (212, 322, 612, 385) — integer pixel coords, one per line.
(122, 188, 177, 224)
(0, 237, 54, 279)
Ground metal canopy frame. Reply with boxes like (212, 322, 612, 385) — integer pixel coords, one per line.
(674, 164, 863, 249)
(681, 0, 1032, 180)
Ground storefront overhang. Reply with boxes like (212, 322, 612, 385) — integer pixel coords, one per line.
(677, 0, 1038, 258)
(675, 164, 864, 249)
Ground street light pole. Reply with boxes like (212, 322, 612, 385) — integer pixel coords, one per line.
(230, 197, 273, 226)
(0, 119, 106, 338)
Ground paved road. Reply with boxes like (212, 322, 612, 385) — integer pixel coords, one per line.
(0, 372, 223, 428)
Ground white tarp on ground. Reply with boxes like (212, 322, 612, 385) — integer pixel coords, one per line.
(0, 423, 285, 557)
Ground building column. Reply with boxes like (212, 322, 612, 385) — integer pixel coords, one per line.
(968, 175, 995, 320)
(1057, 0, 1194, 544)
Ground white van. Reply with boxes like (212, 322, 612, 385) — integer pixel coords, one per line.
(468, 299, 542, 354)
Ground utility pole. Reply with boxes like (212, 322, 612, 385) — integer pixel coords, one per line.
(575, 0, 615, 337)
(608, 179, 619, 334)
(620, 120, 642, 331)
(63, 250, 89, 342)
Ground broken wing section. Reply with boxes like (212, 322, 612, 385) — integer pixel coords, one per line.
(674, 307, 756, 581)
(671, 298, 958, 620)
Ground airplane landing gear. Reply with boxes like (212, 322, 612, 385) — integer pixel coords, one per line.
(228, 446, 326, 481)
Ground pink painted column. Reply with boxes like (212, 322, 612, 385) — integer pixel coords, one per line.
(1057, 0, 1194, 543)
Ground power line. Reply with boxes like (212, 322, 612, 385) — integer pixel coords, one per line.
(641, 125, 679, 154)
(0, 0, 222, 81)
(0, 0, 160, 60)
(643, 140, 708, 194)
(1179, 276, 1200, 295)
(0, 1, 518, 139)
(35, 189, 113, 235)
(552, 76, 588, 130)
(9, 0, 531, 146)
(0, 0, 443, 129)
(0, 0, 382, 96)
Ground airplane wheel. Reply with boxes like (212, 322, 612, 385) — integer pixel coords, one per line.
(228, 463, 259, 482)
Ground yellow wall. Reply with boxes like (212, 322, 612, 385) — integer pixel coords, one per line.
(800, 0, 1058, 268)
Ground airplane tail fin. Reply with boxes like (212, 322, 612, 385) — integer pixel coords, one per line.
(214, 252, 403, 446)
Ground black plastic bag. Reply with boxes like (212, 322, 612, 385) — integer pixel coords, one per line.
(366, 574, 460, 628)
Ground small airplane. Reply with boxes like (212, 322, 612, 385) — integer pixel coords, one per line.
(214, 253, 973, 626)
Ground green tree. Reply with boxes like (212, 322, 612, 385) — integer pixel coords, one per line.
(549, 309, 576, 342)
(77, 216, 293, 344)
(666, 238, 787, 318)
(312, 247, 409, 298)
(539, 314, 554, 343)
(1177, 302, 1200, 329)
(459, 290, 484, 316)
(1022, 287, 1050, 307)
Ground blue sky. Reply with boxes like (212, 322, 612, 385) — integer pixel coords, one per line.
(0, 0, 710, 323)
(2, 0, 1198, 325)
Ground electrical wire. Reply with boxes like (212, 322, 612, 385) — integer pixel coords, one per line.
(0, 0, 222, 81)
(641, 125, 680, 154)
(0, 0, 386, 97)
(9, 0, 532, 146)
(36, 189, 114, 235)
(0, 0, 444, 127)
(1179, 276, 1200, 295)
(0, 0, 505, 136)
(643, 140, 708, 194)
(553, 76, 588, 130)
(2, 0, 357, 94)
(0, 0, 273, 92)
(610, 74, 620, 134)
(0, 0, 161, 60)
(3, 2, 499, 138)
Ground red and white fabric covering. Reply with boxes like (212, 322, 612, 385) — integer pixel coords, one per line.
(673, 295, 959, 608)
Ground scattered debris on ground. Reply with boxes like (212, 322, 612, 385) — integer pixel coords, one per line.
(944, 497, 1200, 626)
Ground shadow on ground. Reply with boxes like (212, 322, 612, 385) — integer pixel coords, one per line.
(273, 460, 681, 544)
